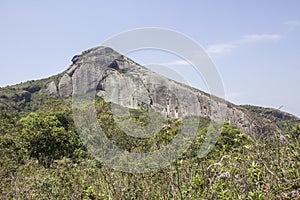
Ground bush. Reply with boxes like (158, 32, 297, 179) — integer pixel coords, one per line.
(19, 111, 85, 167)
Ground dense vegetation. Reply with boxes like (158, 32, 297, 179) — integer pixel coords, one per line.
(0, 99, 299, 199)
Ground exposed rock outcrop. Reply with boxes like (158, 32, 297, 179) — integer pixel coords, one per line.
(58, 74, 72, 98)
(48, 46, 268, 136)
(45, 81, 58, 96)
(24, 85, 41, 93)
(0, 46, 298, 135)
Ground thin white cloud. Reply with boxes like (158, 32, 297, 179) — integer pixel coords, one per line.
(165, 60, 190, 66)
(160, 60, 191, 66)
(285, 20, 300, 26)
(206, 44, 237, 55)
(206, 34, 282, 55)
(242, 34, 282, 42)
(284, 20, 300, 31)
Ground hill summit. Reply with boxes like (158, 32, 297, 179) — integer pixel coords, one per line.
(0, 46, 299, 137)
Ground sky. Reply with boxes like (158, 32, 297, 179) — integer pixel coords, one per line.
(0, 0, 299, 117)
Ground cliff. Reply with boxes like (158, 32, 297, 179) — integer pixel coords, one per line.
(1, 46, 298, 136)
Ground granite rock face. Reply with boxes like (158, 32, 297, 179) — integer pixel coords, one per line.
(58, 74, 72, 98)
(45, 81, 58, 96)
(46, 46, 268, 136)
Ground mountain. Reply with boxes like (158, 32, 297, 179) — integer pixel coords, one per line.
(0, 46, 298, 137)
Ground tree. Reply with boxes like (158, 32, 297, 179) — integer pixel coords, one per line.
(20, 111, 84, 167)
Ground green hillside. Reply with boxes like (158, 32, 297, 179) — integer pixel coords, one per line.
(0, 47, 299, 198)
(1, 97, 299, 199)
(0, 76, 60, 113)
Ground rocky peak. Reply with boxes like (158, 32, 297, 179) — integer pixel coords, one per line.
(0, 46, 297, 137)
(42, 46, 272, 136)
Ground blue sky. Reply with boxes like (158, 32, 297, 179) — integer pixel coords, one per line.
(0, 0, 299, 117)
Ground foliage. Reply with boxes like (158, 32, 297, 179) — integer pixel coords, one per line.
(0, 100, 299, 199)
(0, 76, 60, 113)
(19, 100, 86, 167)
(243, 105, 300, 130)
